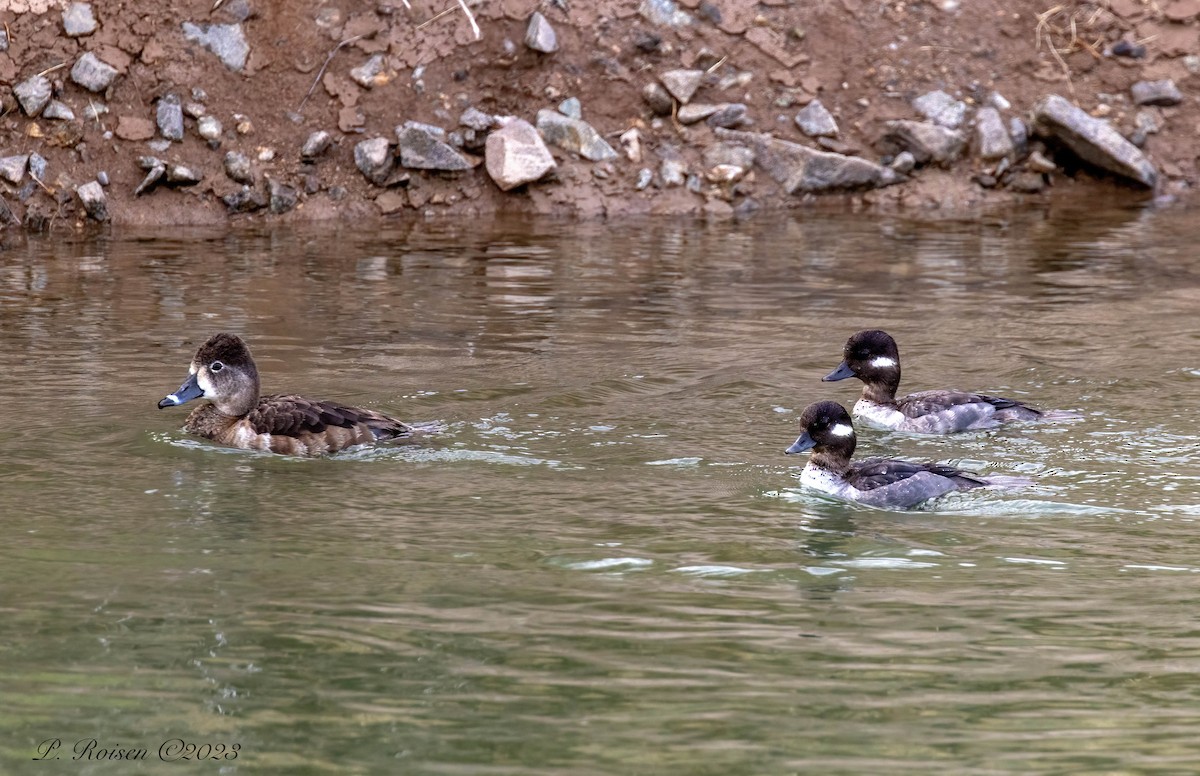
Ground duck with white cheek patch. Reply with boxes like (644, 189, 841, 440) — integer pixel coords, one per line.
(823, 329, 1080, 434)
(784, 401, 1027, 509)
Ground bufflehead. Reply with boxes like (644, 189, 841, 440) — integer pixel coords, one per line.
(823, 329, 1076, 433)
(784, 401, 1021, 509)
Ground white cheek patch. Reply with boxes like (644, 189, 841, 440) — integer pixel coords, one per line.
(196, 371, 214, 395)
(830, 423, 854, 437)
(870, 356, 897, 369)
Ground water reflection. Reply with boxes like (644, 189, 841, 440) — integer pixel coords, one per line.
(4, 206, 1200, 773)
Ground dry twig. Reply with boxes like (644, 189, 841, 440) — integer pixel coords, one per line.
(36, 62, 66, 78)
(297, 33, 367, 111)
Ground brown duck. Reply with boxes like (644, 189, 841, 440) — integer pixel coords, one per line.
(158, 333, 422, 455)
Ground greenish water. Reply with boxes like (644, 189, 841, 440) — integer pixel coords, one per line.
(2, 207, 1200, 774)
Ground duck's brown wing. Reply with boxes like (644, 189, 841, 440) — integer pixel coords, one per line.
(248, 395, 414, 440)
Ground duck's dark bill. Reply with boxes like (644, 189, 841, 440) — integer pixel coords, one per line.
(822, 361, 855, 382)
(785, 432, 815, 455)
(158, 373, 204, 409)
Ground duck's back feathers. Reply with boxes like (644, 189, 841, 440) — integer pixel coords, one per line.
(183, 395, 419, 455)
(886, 389, 1043, 432)
(248, 394, 415, 440)
(847, 457, 987, 492)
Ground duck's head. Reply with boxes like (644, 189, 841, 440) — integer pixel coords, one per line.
(785, 400, 857, 462)
(158, 333, 260, 417)
(823, 329, 901, 389)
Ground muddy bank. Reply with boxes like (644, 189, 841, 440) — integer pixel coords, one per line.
(0, 0, 1195, 230)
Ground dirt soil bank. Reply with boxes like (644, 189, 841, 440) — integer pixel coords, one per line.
(0, 0, 1196, 229)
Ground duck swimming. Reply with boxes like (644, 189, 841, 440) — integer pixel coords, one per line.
(158, 333, 423, 455)
(823, 329, 1076, 434)
(784, 401, 1023, 509)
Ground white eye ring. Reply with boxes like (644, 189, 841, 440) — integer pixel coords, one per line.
(210, 361, 225, 372)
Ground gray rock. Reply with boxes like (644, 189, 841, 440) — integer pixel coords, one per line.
(642, 82, 674, 116)
(350, 54, 386, 89)
(640, 0, 693, 27)
(224, 150, 254, 184)
(301, 130, 333, 159)
(974, 107, 1013, 161)
(354, 137, 393, 185)
(660, 158, 686, 187)
(525, 12, 558, 53)
(396, 121, 477, 171)
(485, 118, 556, 191)
(0, 155, 28, 184)
(912, 90, 967, 129)
(147, 139, 172, 153)
(197, 115, 223, 143)
(63, 2, 98, 36)
(817, 137, 857, 155)
(71, 52, 118, 93)
(0, 28, 8, 52)
(677, 103, 720, 124)
(1031, 93, 1156, 188)
(685, 173, 703, 193)
(1135, 110, 1162, 136)
(76, 180, 108, 221)
(137, 155, 165, 170)
(15, 75, 52, 116)
(706, 103, 749, 129)
(460, 107, 496, 131)
(1009, 117, 1029, 154)
(181, 22, 249, 71)
(703, 142, 755, 170)
(881, 120, 965, 166)
(558, 97, 582, 120)
(157, 94, 184, 141)
(535, 109, 617, 161)
(268, 178, 298, 214)
(0, 197, 16, 226)
(1131, 79, 1182, 106)
(223, 188, 267, 213)
(28, 153, 47, 182)
(636, 168, 653, 190)
(166, 164, 203, 185)
(715, 128, 902, 194)
(184, 102, 206, 119)
(660, 69, 704, 104)
(890, 151, 916, 174)
(96, 170, 109, 186)
(1006, 171, 1046, 193)
(134, 163, 165, 195)
(84, 102, 109, 121)
(43, 100, 75, 121)
(795, 99, 838, 137)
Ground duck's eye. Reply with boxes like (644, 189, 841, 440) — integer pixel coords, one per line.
(210, 361, 225, 372)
